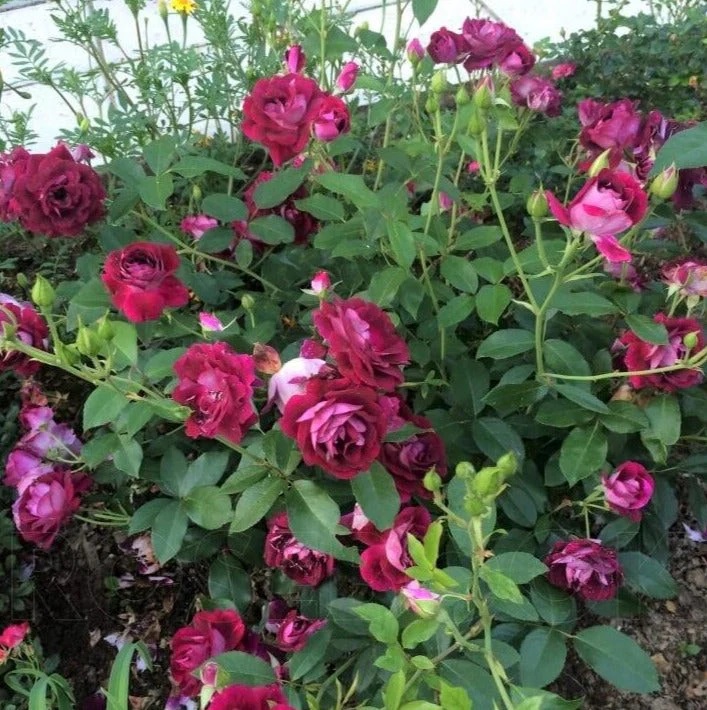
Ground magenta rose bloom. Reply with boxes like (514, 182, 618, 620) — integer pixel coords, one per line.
(280, 376, 387, 479)
(242, 74, 324, 166)
(546, 169, 647, 238)
(312, 94, 351, 142)
(359, 506, 432, 592)
(172, 342, 258, 444)
(461, 18, 522, 70)
(180, 214, 218, 240)
(208, 684, 294, 710)
(101, 242, 189, 323)
(0, 294, 49, 377)
(510, 75, 562, 116)
(545, 538, 623, 601)
(0, 147, 30, 222)
(578, 98, 642, 157)
(551, 62, 577, 80)
(264, 512, 335, 586)
(663, 260, 707, 298)
(615, 313, 704, 392)
(0, 621, 30, 649)
(426, 27, 468, 64)
(170, 609, 246, 698)
(602, 461, 655, 522)
(5, 143, 105, 237)
(313, 297, 410, 391)
(499, 43, 535, 75)
(12, 468, 91, 550)
(275, 610, 327, 652)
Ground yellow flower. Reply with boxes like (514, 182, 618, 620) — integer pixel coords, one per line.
(170, 0, 197, 15)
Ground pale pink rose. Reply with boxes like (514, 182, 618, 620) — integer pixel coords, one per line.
(336, 62, 359, 92)
(198, 312, 224, 332)
(267, 357, 326, 413)
(180, 215, 218, 240)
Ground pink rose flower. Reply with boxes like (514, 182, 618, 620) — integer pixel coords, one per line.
(172, 342, 258, 443)
(662, 260, 707, 298)
(591, 234, 632, 263)
(602, 461, 655, 522)
(275, 610, 327, 652)
(310, 270, 331, 294)
(267, 356, 326, 413)
(313, 297, 410, 391)
(461, 18, 522, 70)
(578, 98, 641, 157)
(545, 538, 623, 601)
(438, 192, 453, 211)
(0, 294, 49, 377)
(510, 75, 562, 116)
(264, 512, 335, 586)
(499, 43, 535, 75)
(207, 684, 294, 710)
(12, 468, 91, 549)
(284, 44, 305, 74)
(0, 621, 30, 649)
(180, 214, 218, 240)
(335, 62, 359, 92)
(312, 95, 351, 142)
(551, 62, 577, 80)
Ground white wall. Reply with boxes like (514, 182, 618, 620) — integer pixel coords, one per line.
(1, 0, 649, 150)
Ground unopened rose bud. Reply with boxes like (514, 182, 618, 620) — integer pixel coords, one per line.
(355, 21, 369, 35)
(683, 331, 699, 350)
(192, 184, 202, 201)
(425, 95, 440, 114)
(253, 343, 282, 374)
(401, 581, 441, 619)
(467, 108, 485, 136)
(496, 452, 517, 478)
(310, 270, 331, 295)
(407, 38, 425, 65)
(79, 117, 90, 133)
(199, 312, 224, 332)
(15, 273, 28, 288)
(335, 62, 359, 92)
(96, 315, 115, 341)
(55, 342, 80, 366)
(455, 461, 475, 480)
(30, 275, 55, 308)
(473, 76, 494, 110)
(75, 325, 102, 357)
(284, 44, 306, 74)
(587, 148, 611, 178)
(526, 190, 548, 219)
(471, 466, 503, 498)
(650, 164, 678, 200)
(241, 294, 255, 311)
(423, 469, 442, 492)
(431, 71, 447, 94)
(455, 86, 470, 106)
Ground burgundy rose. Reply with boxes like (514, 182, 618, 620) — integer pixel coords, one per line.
(602, 461, 655, 522)
(0, 294, 49, 377)
(510, 75, 562, 116)
(264, 512, 334, 586)
(280, 376, 387, 479)
(313, 297, 410, 391)
(359, 506, 432, 592)
(207, 684, 294, 710)
(578, 99, 642, 158)
(12, 467, 91, 549)
(242, 74, 324, 166)
(169, 609, 246, 697)
(0, 147, 29, 222)
(461, 18, 522, 70)
(546, 169, 648, 238)
(378, 399, 447, 502)
(244, 171, 318, 245)
(499, 43, 536, 75)
(312, 94, 351, 142)
(172, 342, 258, 443)
(426, 27, 468, 64)
(4, 143, 105, 237)
(615, 313, 704, 392)
(545, 538, 623, 601)
(275, 610, 327, 652)
(101, 242, 189, 323)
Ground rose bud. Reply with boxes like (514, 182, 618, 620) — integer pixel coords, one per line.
(650, 164, 679, 200)
(198, 312, 224, 333)
(586, 148, 612, 178)
(30, 275, 55, 309)
(253, 343, 281, 374)
(401, 581, 440, 618)
(310, 270, 331, 295)
(407, 38, 425, 64)
(430, 70, 448, 94)
(602, 461, 655, 522)
(275, 610, 327, 652)
(312, 95, 351, 142)
(284, 44, 306, 74)
(473, 76, 494, 110)
(551, 62, 576, 80)
(180, 214, 218, 240)
(335, 61, 359, 92)
(526, 190, 548, 219)
(438, 192, 453, 211)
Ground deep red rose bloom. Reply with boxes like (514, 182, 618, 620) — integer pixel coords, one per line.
(12, 467, 91, 550)
(281, 376, 387, 479)
(545, 539, 623, 601)
(242, 73, 324, 166)
(101, 242, 189, 323)
(461, 18, 522, 71)
(359, 506, 432, 592)
(172, 342, 258, 443)
(264, 512, 335, 586)
(4, 143, 105, 237)
(510, 75, 562, 117)
(602, 461, 655, 522)
(275, 609, 327, 652)
(244, 171, 318, 245)
(615, 313, 704, 392)
(170, 609, 246, 697)
(426, 27, 468, 64)
(0, 294, 49, 376)
(208, 684, 294, 710)
(313, 297, 409, 391)
(312, 94, 351, 142)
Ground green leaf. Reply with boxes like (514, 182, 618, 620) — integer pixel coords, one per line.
(536, 400, 594, 428)
(530, 578, 577, 626)
(170, 156, 246, 179)
(543, 340, 591, 378)
(439, 660, 499, 710)
(484, 382, 548, 413)
(437, 295, 475, 329)
(486, 552, 547, 584)
(201, 193, 247, 222)
(479, 565, 523, 603)
(252, 167, 308, 209)
(108, 157, 145, 183)
(450, 360, 489, 415)
(477, 329, 534, 359)
(351, 462, 400, 530)
(289, 626, 332, 681)
(412, 0, 438, 26)
(143, 347, 186, 381)
(184, 486, 233, 530)
(387, 220, 417, 270)
(455, 226, 503, 250)
(599, 517, 639, 549)
(643, 394, 681, 445)
(230, 476, 284, 533)
(555, 384, 609, 414)
(110, 321, 138, 367)
(314, 172, 380, 209)
(472, 417, 525, 466)
(105, 641, 152, 710)
(151, 501, 188, 563)
(355, 603, 399, 644)
(383, 670, 406, 710)
(142, 135, 176, 174)
(198, 227, 236, 253)
(113, 436, 143, 477)
(181, 450, 231, 493)
(401, 618, 439, 649)
(128, 498, 171, 534)
(573, 626, 660, 693)
(618, 551, 677, 599)
(159, 446, 189, 497)
(624, 314, 669, 345)
(651, 121, 707, 174)
(441, 256, 479, 293)
(601, 401, 650, 433)
(248, 215, 295, 245)
(212, 650, 277, 686)
(295, 194, 345, 221)
(553, 291, 617, 317)
(137, 174, 174, 210)
(439, 682, 472, 710)
(83, 386, 129, 430)
(476, 284, 511, 324)
(520, 628, 567, 688)
(286, 480, 358, 562)
(208, 554, 252, 611)
(559, 423, 607, 485)
(367, 266, 408, 307)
